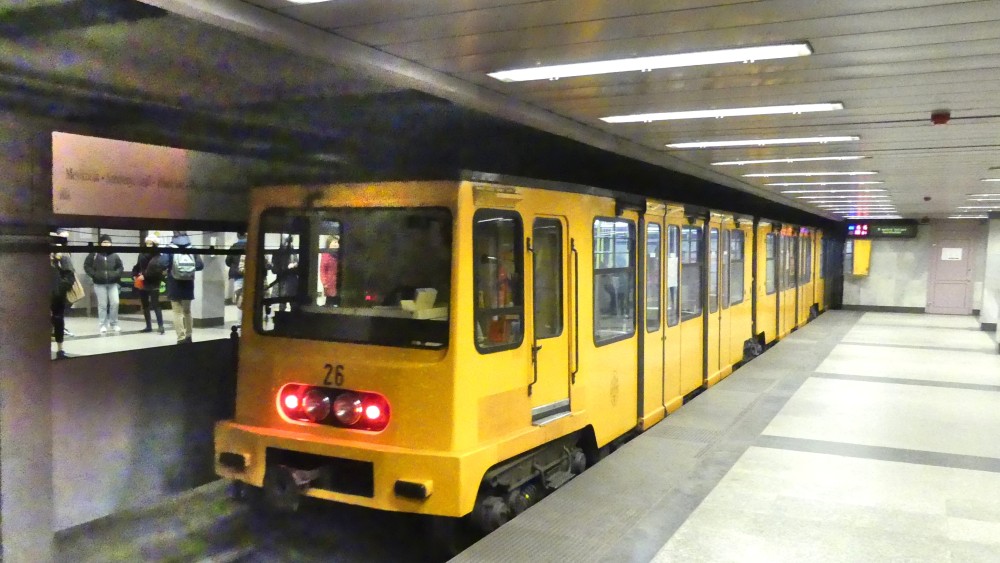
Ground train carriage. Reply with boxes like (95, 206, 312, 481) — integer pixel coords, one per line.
(215, 172, 831, 534)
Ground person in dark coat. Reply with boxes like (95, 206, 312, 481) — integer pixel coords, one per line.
(161, 231, 204, 344)
(132, 234, 165, 334)
(225, 232, 247, 324)
(51, 234, 76, 359)
(84, 234, 124, 334)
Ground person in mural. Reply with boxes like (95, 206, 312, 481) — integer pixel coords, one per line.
(84, 234, 124, 334)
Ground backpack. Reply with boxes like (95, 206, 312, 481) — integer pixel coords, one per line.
(145, 254, 166, 281)
(171, 250, 197, 281)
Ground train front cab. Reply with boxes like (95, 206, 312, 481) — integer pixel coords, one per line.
(216, 178, 655, 525)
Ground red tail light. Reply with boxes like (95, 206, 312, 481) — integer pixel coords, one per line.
(278, 384, 390, 432)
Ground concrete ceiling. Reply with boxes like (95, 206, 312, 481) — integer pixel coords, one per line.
(4, 0, 1000, 222)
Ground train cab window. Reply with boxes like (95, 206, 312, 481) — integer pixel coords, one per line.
(532, 218, 563, 339)
(474, 210, 524, 352)
(680, 226, 702, 321)
(666, 225, 680, 327)
(257, 207, 452, 349)
(729, 230, 745, 305)
(593, 218, 635, 345)
(709, 228, 719, 314)
(765, 233, 776, 295)
(646, 223, 661, 332)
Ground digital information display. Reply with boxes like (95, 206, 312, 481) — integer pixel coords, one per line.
(846, 221, 918, 239)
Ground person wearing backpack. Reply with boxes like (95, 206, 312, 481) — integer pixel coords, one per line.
(84, 234, 124, 334)
(133, 234, 165, 334)
(224, 232, 247, 324)
(161, 231, 204, 344)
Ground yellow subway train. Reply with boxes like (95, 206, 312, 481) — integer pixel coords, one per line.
(214, 172, 834, 533)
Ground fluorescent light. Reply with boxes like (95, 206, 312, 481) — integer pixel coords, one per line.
(489, 42, 812, 82)
(967, 193, 1000, 197)
(807, 200, 892, 204)
(768, 181, 883, 186)
(286, 0, 333, 3)
(796, 195, 890, 199)
(601, 103, 842, 123)
(744, 171, 877, 177)
(843, 215, 903, 219)
(981, 178, 1000, 182)
(957, 206, 1000, 210)
(712, 156, 869, 166)
(781, 189, 887, 194)
(668, 135, 858, 149)
(948, 215, 988, 219)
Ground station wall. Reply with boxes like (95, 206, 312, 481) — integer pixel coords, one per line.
(50, 340, 236, 530)
(843, 221, 990, 312)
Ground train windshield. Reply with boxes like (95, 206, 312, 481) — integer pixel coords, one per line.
(255, 207, 452, 349)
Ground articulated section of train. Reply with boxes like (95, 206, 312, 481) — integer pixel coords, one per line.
(215, 172, 838, 533)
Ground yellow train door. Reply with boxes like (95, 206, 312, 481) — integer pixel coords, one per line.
(816, 231, 826, 311)
(727, 221, 753, 366)
(679, 219, 705, 395)
(640, 212, 665, 429)
(778, 229, 798, 338)
(797, 228, 814, 325)
(528, 216, 571, 423)
(756, 222, 778, 345)
(706, 215, 726, 386)
(662, 214, 684, 413)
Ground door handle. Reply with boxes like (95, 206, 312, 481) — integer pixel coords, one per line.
(529, 343, 542, 396)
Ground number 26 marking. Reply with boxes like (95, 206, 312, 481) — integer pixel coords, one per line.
(323, 364, 345, 386)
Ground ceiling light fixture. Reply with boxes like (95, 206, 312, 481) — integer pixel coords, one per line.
(601, 103, 842, 123)
(488, 42, 812, 82)
(947, 215, 988, 219)
(843, 215, 903, 219)
(796, 194, 890, 199)
(667, 135, 859, 149)
(957, 206, 1000, 210)
(781, 189, 887, 194)
(712, 156, 869, 166)
(981, 178, 1000, 182)
(744, 171, 877, 177)
(767, 181, 883, 186)
(967, 193, 1000, 197)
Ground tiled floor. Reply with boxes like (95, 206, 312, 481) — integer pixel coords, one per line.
(456, 311, 1000, 562)
(53, 305, 241, 358)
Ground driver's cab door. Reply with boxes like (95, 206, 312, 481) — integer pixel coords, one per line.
(528, 216, 571, 424)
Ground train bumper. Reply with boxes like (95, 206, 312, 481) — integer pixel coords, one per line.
(215, 420, 481, 517)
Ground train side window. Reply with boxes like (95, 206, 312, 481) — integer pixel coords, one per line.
(680, 226, 702, 321)
(709, 228, 719, 314)
(801, 237, 812, 283)
(532, 218, 563, 339)
(593, 218, 635, 345)
(473, 210, 524, 353)
(666, 225, 680, 327)
(646, 223, 661, 332)
(721, 229, 730, 310)
(765, 233, 776, 295)
(729, 229, 745, 305)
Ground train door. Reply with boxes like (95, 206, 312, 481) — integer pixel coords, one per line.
(778, 229, 797, 338)
(640, 213, 665, 428)
(679, 219, 705, 395)
(662, 213, 684, 413)
(528, 217, 570, 423)
(816, 231, 826, 311)
(706, 215, 724, 386)
(797, 228, 814, 325)
(756, 222, 777, 345)
(727, 221, 752, 365)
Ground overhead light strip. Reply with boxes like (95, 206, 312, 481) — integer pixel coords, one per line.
(981, 178, 1000, 182)
(668, 135, 858, 149)
(767, 181, 883, 186)
(601, 103, 842, 123)
(489, 42, 812, 82)
(796, 194, 889, 199)
(712, 156, 869, 166)
(781, 189, 886, 194)
(843, 215, 903, 219)
(948, 215, 988, 219)
(744, 171, 877, 177)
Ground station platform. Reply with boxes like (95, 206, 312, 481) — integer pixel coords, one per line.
(455, 311, 1000, 562)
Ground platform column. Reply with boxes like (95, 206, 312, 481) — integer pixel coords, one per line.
(192, 231, 226, 328)
(0, 232, 55, 561)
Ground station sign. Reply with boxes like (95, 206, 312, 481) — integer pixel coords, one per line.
(846, 220, 918, 239)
